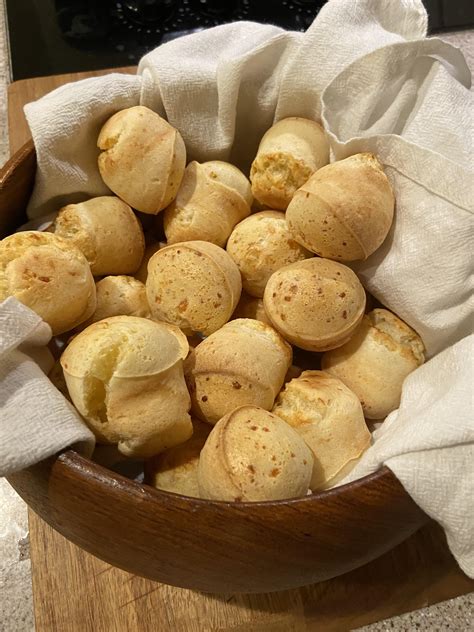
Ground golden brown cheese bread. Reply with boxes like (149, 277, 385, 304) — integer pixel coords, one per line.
(198, 406, 313, 501)
(185, 318, 292, 425)
(322, 308, 425, 419)
(273, 371, 371, 490)
(164, 161, 252, 247)
(226, 211, 312, 297)
(79, 275, 150, 329)
(146, 240, 241, 336)
(0, 231, 96, 334)
(97, 106, 186, 215)
(263, 258, 366, 352)
(60, 315, 192, 457)
(146, 419, 211, 498)
(286, 153, 394, 261)
(250, 117, 329, 210)
(232, 291, 272, 326)
(52, 196, 145, 275)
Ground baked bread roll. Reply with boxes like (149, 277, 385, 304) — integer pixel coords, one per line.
(286, 153, 395, 261)
(80, 275, 189, 356)
(134, 241, 165, 283)
(80, 275, 150, 328)
(226, 211, 312, 297)
(273, 371, 371, 490)
(164, 161, 252, 247)
(97, 106, 186, 214)
(52, 196, 145, 275)
(146, 419, 211, 498)
(0, 231, 96, 334)
(186, 318, 292, 425)
(232, 292, 271, 326)
(60, 315, 192, 457)
(198, 406, 313, 501)
(322, 309, 425, 419)
(146, 241, 241, 336)
(263, 258, 366, 352)
(250, 117, 329, 210)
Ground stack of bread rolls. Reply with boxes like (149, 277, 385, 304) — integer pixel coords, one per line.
(1, 107, 426, 502)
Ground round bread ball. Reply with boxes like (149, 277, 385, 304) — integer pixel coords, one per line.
(198, 406, 313, 502)
(263, 258, 366, 352)
(164, 161, 252, 247)
(146, 419, 211, 498)
(185, 318, 292, 425)
(97, 106, 186, 215)
(250, 117, 329, 210)
(52, 196, 145, 276)
(322, 309, 425, 419)
(0, 231, 96, 334)
(146, 241, 241, 336)
(80, 275, 150, 329)
(286, 153, 395, 261)
(232, 292, 272, 326)
(272, 371, 371, 490)
(226, 211, 312, 297)
(60, 316, 192, 457)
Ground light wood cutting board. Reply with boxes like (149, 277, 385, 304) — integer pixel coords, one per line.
(7, 68, 473, 632)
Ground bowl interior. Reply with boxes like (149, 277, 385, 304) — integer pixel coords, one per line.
(2, 142, 428, 593)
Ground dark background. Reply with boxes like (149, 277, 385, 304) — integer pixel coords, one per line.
(6, 0, 474, 80)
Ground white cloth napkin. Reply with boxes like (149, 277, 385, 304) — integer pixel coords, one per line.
(1, 0, 472, 575)
(343, 334, 474, 577)
(0, 297, 95, 477)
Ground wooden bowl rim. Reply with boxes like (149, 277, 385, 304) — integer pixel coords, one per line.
(61, 446, 387, 510)
(2, 140, 390, 509)
(0, 139, 35, 179)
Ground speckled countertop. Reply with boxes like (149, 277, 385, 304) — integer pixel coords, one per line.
(0, 2, 472, 629)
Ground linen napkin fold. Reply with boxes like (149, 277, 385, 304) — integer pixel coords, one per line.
(0, 298, 95, 477)
(342, 334, 474, 577)
(0, 0, 472, 575)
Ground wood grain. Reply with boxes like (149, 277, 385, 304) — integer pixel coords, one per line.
(26, 518, 472, 632)
(7, 452, 426, 593)
(5, 69, 473, 631)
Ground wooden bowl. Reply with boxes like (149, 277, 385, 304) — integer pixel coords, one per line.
(2, 143, 428, 594)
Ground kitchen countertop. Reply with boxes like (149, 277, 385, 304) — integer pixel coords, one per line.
(0, 2, 472, 628)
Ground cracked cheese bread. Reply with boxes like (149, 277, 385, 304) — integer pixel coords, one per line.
(60, 315, 192, 457)
(250, 117, 329, 210)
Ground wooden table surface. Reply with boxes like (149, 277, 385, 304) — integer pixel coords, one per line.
(8, 69, 473, 632)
